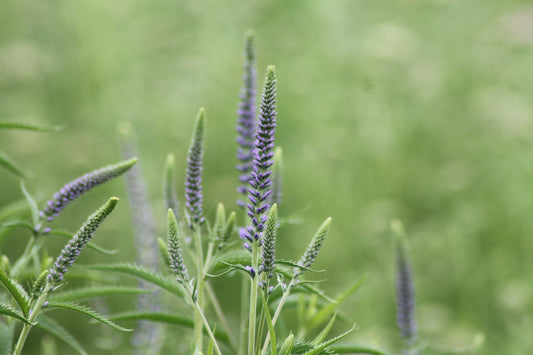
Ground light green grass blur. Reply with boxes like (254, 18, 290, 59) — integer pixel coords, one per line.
(1, 0, 533, 353)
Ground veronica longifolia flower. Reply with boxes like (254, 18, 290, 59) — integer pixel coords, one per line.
(236, 31, 257, 208)
(260, 204, 278, 279)
(48, 197, 118, 284)
(185, 108, 206, 230)
(167, 209, 189, 283)
(243, 65, 278, 244)
(294, 217, 331, 278)
(163, 153, 180, 220)
(391, 220, 418, 349)
(40, 158, 136, 223)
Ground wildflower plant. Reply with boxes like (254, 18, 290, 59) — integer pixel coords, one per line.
(0, 32, 460, 355)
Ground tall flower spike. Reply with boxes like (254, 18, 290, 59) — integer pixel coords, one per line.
(261, 204, 278, 280)
(163, 153, 180, 220)
(167, 209, 189, 283)
(185, 108, 206, 230)
(391, 220, 418, 351)
(48, 197, 119, 284)
(243, 65, 278, 244)
(118, 122, 164, 355)
(270, 147, 283, 206)
(236, 31, 257, 208)
(294, 217, 332, 278)
(40, 158, 136, 223)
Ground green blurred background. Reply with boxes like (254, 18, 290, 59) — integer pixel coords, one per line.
(1, 0, 533, 353)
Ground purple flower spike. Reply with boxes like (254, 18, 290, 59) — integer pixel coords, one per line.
(40, 158, 136, 223)
(236, 31, 257, 208)
(242, 65, 277, 244)
(185, 108, 206, 230)
(48, 198, 119, 284)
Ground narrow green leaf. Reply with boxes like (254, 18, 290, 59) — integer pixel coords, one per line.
(0, 220, 34, 231)
(329, 343, 394, 355)
(49, 286, 152, 302)
(46, 301, 132, 332)
(0, 268, 30, 316)
(311, 314, 336, 346)
(0, 199, 29, 223)
(0, 321, 15, 355)
(0, 151, 25, 177)
(0, 122, 62, 132)
(207, 339, 214, 355)
(37, 316, 87, 355)
(74, 263, 184, 299)
(48, 230, 118, 255)
(308, 276, 366, 328)
(107, 312, 231, 346)
(20, 182, 38, 225)
(261, 293, 277, 355)
(0, 301, 31, 324)
(303, 324, 356, 355)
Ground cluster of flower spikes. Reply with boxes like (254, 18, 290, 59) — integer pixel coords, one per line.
(40, 158, 136, 222)
(242, 65, 277, 250)
(48, 197, 118, 284)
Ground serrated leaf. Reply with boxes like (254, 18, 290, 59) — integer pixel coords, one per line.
(311, 314, 336, 346)
(308, 276, 365, 328)
(276, 260, 323, 273)
(0, 122, 62, 132)
(49, 286, 152, 302)
(74, 263, 184, 299)
(303, 324, 356, 355)
(0, 321, 15, 355)
(107, 312, 230, 346)
(37, 315, 87, 355)
(46, 301, 132, 332)
(0, 268, 30, 316)
(0, 301, 31, 324)
(328, 343, 394, 355)
(0, 151, 25, 178)
(48, 229, 118, 254)
(20, 182, 38, 226)
(212, 249, 251, 273)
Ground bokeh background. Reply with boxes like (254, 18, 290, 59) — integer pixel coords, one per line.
(1, 0, 533, 353)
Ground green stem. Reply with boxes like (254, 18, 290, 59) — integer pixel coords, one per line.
(206, 282, 237, 350)
(239, 274, 249, 355)
(247, 241, 260, 355)
(194, 227, 205, 353)
(193, 301, 223, 355)
(260, 280, 295, 355)
(10, 236, 37, 278)
(13, 283, 51, 355)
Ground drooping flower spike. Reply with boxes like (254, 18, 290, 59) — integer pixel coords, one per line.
(48, 197, 119, 284)
(236, 31, 257, 208)
(185, 108, 206, 230)
(39, 158, 136, 223)
(243, 65, 278, 244)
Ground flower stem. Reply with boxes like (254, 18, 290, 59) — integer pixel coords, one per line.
(13, 283, 51, 355)
(247, 241, 260, 355)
